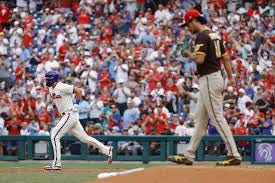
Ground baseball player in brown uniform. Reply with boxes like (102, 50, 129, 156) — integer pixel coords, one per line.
(168, 9, 241, 166)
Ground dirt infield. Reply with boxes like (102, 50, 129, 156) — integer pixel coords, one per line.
(92, 165, 275, 183)
(0, 168, 124, 173)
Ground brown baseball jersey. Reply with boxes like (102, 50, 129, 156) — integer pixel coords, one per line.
(194, 30, 227, 76)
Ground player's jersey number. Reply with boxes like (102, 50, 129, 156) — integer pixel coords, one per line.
(209, 33, 222, 58)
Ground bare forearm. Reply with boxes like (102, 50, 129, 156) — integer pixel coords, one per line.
(74, 87, 83, 100)
(223, 55, 233, 79)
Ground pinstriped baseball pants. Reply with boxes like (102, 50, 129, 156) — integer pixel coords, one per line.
(50, 111, 109, 165)
(185, 71, 241, 160)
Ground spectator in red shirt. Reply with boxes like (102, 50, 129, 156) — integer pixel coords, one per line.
(77, 8, 90, 29)
(0, 1, 10, 30)
(154, 105, 168, 135)
(37, 106, 51, 126)
(14, 61, 24, 83)
(6, 115, 21, 135)
(142, 107, 155, 135)
(58, 42, 70, 62)
(99, 66, 111, 90)
(22, 25, 33, 47)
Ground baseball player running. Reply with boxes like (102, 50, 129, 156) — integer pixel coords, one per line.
(43, 71, 113, 170)
(168, 9, 241, 166)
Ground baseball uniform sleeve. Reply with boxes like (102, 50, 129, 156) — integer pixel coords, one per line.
(194, 33, 209, 56)
(58, 83, 74, 95)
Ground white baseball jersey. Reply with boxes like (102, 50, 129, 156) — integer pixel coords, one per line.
(49, 82, 74, 114)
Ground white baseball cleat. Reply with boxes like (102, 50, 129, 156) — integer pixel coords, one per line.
(44, 163, 62, 170)
(107, 146, 113, 164)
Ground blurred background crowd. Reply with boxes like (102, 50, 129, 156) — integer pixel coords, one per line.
(0, 0, 274, 147)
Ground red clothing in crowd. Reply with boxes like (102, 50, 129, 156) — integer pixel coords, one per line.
(148, 72, 163, 91)
(72, 0, 79, 12)
(22, 15, 34, 28)
(247, 8, 259, 17)
(165, 83, 178, 93)
(94, 3, 104, 17)
(0, 5, 10, 24)
(99, 71, 111, 89)
(6, 119, 22, 135)
(78, 12, 90, 25)
(58, 44, 70, 62)
(61, 0, 71, 8)
(23, 28, 33, 47)
(169, 123, 177, 133)
(37, 113, 51, 125)
(155, 113, 168, 135)
(143, 114, 155, 134)
(14, 65, 24, 81)
(105, 27, 113, 43)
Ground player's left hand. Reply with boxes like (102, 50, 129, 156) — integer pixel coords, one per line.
(184, 50, 192, 58)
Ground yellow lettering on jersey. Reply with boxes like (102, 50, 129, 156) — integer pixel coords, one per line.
(209, 33, 222, 58)
(209, 33, 221, 40)
(194, 44, 204, 52)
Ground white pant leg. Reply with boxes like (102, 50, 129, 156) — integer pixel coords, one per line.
(185, 93, 208, 161)
(50, 112, 75, 165)
(202, 73, 241, 159)
(70, 119, 109, 155)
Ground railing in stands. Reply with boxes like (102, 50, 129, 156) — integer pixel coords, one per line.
(0, 135, 274, 164)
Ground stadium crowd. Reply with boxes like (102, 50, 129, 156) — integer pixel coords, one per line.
(0, 0, 274, 147)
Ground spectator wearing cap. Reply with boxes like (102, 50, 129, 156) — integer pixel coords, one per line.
(37, 106, 51, 126)
(223, 86, 238, 106)
(0, 32, 9, 56)
(0, 1, 11, 30)
(35, 95, 46, 114)
(154, 104, 168, 135)
(237, 88, 252, 113)
(78, 96, 90, 128)
(28, 117, 39, 136)
(165, 78, 178, 113)
(243, 101, 255, 120)
(141, 107, 155, 135)
(44, 53, 60, 72)
(20, 122, 29, 135)
(140, 28, 156, 47)
(234, 112, 247, 128)
(122, 99, 140, 130)
(38, 124, 50, 136)
(22, 24, 33, 47)
(189, 83, 199, 114)
(89, 96, 103, 124)
(262, 111, 273, 135)
(108, 104, 121, 130)
(14, 61, 24, 83)
(99, 66, 111, 90)
(113, 80, 131, 115)
(175, 118, 187, 136)
(114, 58, 129, 84)
(169, 114, 179, 134)
(8, 20, 23, 48)
(247, 108, 265, 135)
(58, 41, 70, 62)
(254, 87, 269, 114)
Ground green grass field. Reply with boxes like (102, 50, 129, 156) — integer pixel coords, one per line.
(0, 161, 158, 183)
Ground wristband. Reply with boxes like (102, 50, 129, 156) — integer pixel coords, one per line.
(75, 100, 80, 105)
